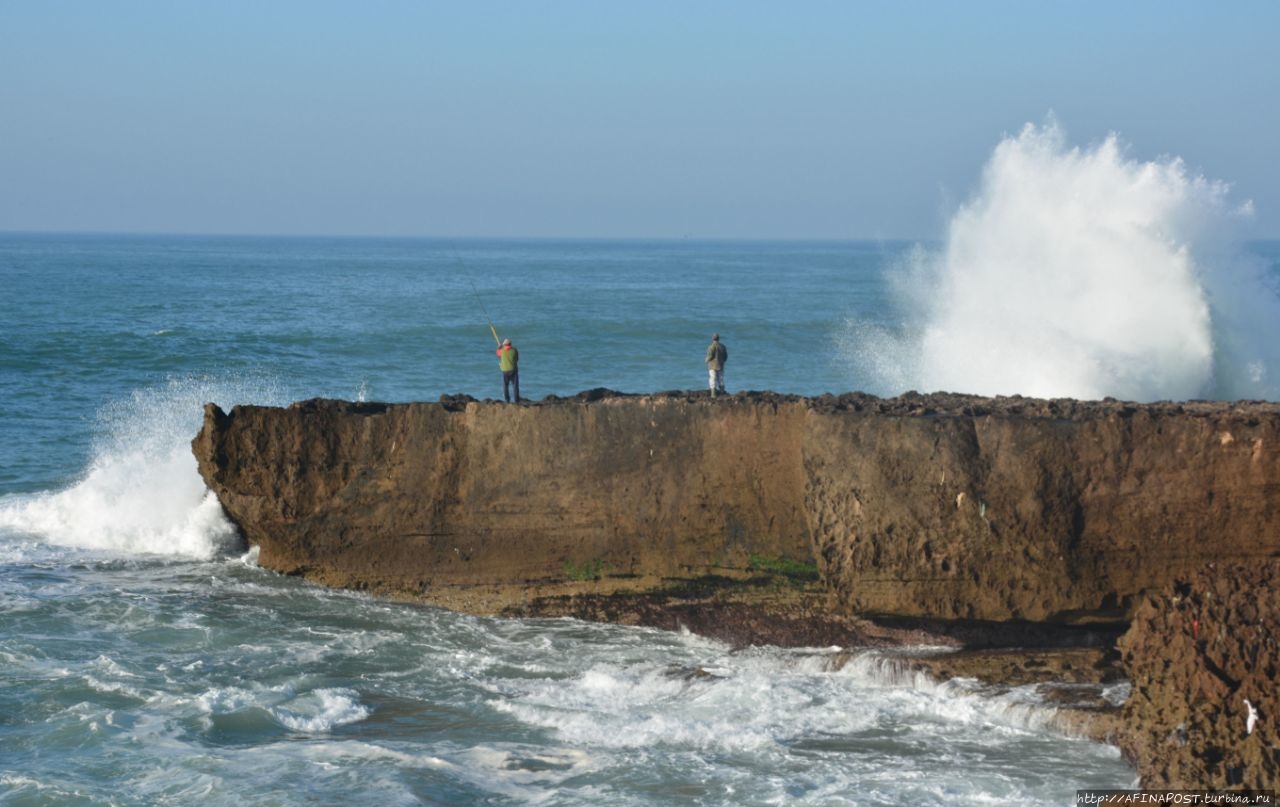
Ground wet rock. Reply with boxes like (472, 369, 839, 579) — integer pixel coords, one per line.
(1118, 560, 1280, 790)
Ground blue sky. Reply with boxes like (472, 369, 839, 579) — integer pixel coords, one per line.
(2, 1, 1276, 239)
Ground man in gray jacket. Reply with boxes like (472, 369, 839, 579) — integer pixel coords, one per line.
(705, 333, 728, 397)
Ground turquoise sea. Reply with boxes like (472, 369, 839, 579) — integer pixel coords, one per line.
(4, 233, 1279, 805)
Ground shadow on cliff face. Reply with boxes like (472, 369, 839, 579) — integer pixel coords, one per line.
(864, 615, 1126, 651)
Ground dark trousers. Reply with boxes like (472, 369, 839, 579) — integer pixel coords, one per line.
(503, 370, 520, 402)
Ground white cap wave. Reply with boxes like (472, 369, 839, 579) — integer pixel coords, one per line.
(0, 376, 283, 560)
(852, 118, 1278, 401)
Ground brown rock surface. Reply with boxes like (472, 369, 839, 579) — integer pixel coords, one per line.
(192, 392, 815, 599)
(1118, 560, 1280, 789)
(192, 390, 1280, 626)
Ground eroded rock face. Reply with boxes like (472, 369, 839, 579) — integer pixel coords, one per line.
(192, 391, 1280, 626)
(192, 393, 815, 599)
(804, 394, 1280, 624)
(1118, 561, 1280, 790)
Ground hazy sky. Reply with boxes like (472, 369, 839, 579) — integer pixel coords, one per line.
(2, 2, 1277, 239)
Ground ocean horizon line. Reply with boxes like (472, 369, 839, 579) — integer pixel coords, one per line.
(0, 229, 936, 247)
(7, 229, 1280, 250)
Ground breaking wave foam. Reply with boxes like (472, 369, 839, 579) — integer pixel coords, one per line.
(0, 375, 285, 559)
(850, 118, 1280, 401)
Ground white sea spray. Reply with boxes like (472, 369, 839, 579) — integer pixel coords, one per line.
(850, 119, 1280, 401)
(0, 374, 285, 559)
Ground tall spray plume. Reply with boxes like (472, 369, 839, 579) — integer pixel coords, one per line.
(851, 120, 1279, 401)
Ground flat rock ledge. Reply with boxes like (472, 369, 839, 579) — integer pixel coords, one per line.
(192, 389, 1280, 789)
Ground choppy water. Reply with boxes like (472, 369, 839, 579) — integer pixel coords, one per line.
(1, 541, 1134, 806)
(0, 231, 1159, 804)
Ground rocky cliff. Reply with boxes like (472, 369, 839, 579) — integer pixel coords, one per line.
(193, 391, 1280, 625)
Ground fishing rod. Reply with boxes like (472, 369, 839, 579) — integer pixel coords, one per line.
(467, 278, 501, 346)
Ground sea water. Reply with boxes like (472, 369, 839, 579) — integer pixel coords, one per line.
(4, 131, 1279, 804)
(0, 234, 1141, 806)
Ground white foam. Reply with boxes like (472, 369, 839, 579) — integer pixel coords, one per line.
(238, 545, 261, 566)
(852, 118, 1280, 401)
(270, 687, 371, 733)
(295, 740, 454, 771)
(0, 374, 286, 559)
(193, 683, 371, 734)
(195, 685, 265, 715)
(0, 774, 82, 803)
(491, 643, 1086, 767)
(82, 674, 146, 700)
(0, 458, 238, 559)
